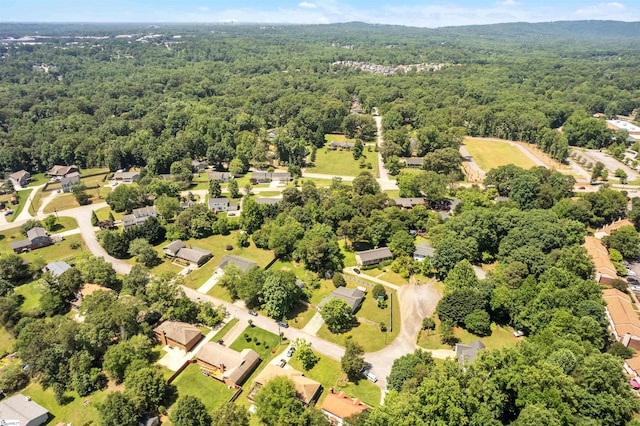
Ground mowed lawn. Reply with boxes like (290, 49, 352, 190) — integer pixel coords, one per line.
(169, 364, 236, 413)
(288, 353, 381, 407)
(14, 280, 45, 314)
(463, 138, 537, 172)
(0, 217, 78, 253)
(229, 326, 281, 360)
(418, 318, 520, 351)
(307, 139, 379, 177)
(0, 327, 14, 356)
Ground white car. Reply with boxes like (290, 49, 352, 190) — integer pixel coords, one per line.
(631, 285, 640, 292)
(513, 330, 525, 338)
(626, 269, 637, 277)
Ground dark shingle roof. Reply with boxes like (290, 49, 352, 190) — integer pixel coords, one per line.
(218, 255, 257, 273)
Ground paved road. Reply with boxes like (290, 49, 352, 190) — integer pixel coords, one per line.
(373, 114, 397, 191)
(15, 184, 46, 222)
(574, 148, 640, 182)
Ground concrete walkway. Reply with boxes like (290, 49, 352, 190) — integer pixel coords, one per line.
(301, 312, 325, 336)
(219, 319, 249, 346)
(196, 267, 223, 294)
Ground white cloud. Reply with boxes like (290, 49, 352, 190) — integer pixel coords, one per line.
(576, 2, 626, 18)
(298, 2, 318, 9)
(497, 0, 522, 6)
(197, 6, 210, 12)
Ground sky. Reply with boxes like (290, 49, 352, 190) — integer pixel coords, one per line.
(2, 1, 639, 28)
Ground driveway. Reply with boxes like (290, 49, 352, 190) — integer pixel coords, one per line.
(373, 113, 397, 191)
(301, 312, 324, 336)
(158, 329, 216, 371)
(574, 148, 639, 182)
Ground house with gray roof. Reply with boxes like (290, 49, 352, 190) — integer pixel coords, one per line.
(47, 164, 79, 178)
(392, 197, 426, 209)
(413, 242, 435, 261)
(192, 159, 208, 171)
(318, 287, 366, 313)
(42, 261, 71, 277)
(217, 255, 257, 273)
(113, 171, 140, 182)
(123, 206, 157, 228)
(250, 171, 291, 183)
(0, 394, 49, 426)
(254, 197, 281, 206)
(163, 240, 212, 266)
(208, 171, 232, 182)
(8, 170, 31, 188)
(355, 247, 393, 267)
(208, 197, 238, 212)
(60, 172, 80, 193)
(327, 141, 355, 150)
(400, 157, 424, 168)
(10, 227, 53, 254)
(455, 340, 485, 366)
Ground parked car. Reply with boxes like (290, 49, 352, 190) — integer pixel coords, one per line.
(631, 286, 640, 292)
(217, 339, 224, 345)
(626, 269, 637, 277)
(353, 268, 361, 274)
(248, 310, 258, 316)
(3, 209, 13, 216)
(362, 369, 378, 383)
(628, 277, 639, 285)
(277, 320, 289, 329)
(287, 346, 296, 357)
(513, 330, 525, 338)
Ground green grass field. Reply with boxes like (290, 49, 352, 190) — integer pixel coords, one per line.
(417, 318, 520, 351)
(229, 326, 281, 360)
(307, 139, 379, 177)
(14, 280, 44, 314)
(463, 138, 537, 172)
(361, 268, 409, 286)
(22, 382, 111, 425)
(0, 327, 14, 357)
(288, 353, 381, 406)
(4, 188, 33, 222)
(169, 364, 236, 413)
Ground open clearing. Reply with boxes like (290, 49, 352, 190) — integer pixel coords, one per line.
(169, 364, 236, 413)
(463, 138, 537, 172)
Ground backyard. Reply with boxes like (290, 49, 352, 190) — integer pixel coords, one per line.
(1, 188, 33, 222)
(13, 280, 44, 315)
(168, 364, 237, 413)
(417, 318, 520, 351)
(288, 353, 381, 407)
(306, 135, 379, 177)
(0, 327, 14, 357)
(463, 138, 537, 172)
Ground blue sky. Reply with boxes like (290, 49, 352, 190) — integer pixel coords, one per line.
(2, 1, 639, 27)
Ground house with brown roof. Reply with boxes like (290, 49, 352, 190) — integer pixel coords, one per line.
(71, 283, 114, 310)
(196, 342, 260, 387)
(8, 170, 31, 188)
(602, 288, 640, 380)
(583, 236, 618, 286)
(250, 364, 322, 406)
(153, 321, 203, 352)
(594, 219, 635, 239)
(321, 390, 369, 426)
(47, 164, 79, 178)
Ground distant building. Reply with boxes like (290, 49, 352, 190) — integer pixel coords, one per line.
(318, 286, 366, 314)
(163, 240, 212, 266)
(321, 390, 369, 426)
(400, 157, 424, 168)
(413, 242, 435, 261)
(583, 236, 618, 286)
(251, 171, 291, 183)
(0, 394, 49, 426)
(10, 227, 53, 254)
(42, 261, 71, 277)
(208, 197, 239, 212)
(327, 141, 355, 150)
(391, 197, 426, 209)
(602, 288, 640, 382)
(607, 120, 640, 142)
(153, 320, 203, 352)
(191, 159, 209, 171)
(355, 247, 393, 267)
(208, 171, 232, 182)
(71, 283, 114, 310)
(8, 170, 30, 188)
(122, 206, 157, 228)
(217, 255, 257, 273)
(455, 340, 485, 366)
(113, 171, 140, 182)
(254, 197, 281, 206)
(60, 172, 80, 193)
(250, 364, 321, 406)
(196, 342, 260, 387)
(47, 164, 79, 178)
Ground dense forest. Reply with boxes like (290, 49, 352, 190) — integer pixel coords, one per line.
(0, 21, 639, 175)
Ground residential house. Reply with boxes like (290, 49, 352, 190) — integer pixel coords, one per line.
(267, 130, 277, 140)
(10, 227, 53, 253)
(153, 320, 203, 352)
(113, 171, 140, 182)
(602, 288, 640, 381)
(122, 206, 157, 229)
(254, 197, 282, 206)
(42, 261, 71, 277)
(71, 283, 113, 310)
(583, 236, 618, 286)
(208, 171, 232, 182)
(192, 159, 209, 171)
(321, 390, 369, 426)
(208, 197, 238, 212)
(455, 340, 485, 366)
(250, 171, 292, 183)
(400, 157, 424, 168)
(391, 197, 425, 209)
(196, 342, 260, 387)
(327, 141, 355, 150)
(47, 164, 79, 178)
(180, 200, 197, 209)
(0, 394, 49, 426)
(8, 170, 30, 188)
(163, 240, 212, 266)
(250, 364, 321, 406)
(413, 242, 435, 262)
(138, 414, 160, 426)
(217, 255, 257, 273)
(436, 198, 461, 221)
(355, 247, 393, 267)
(60, 172, 81, 193)
(594, 219, 635, 240)
(318, 286, 366, 314)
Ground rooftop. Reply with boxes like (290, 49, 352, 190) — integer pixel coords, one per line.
(0, 394, 49, 425)
(321, 390, 369, 420)
(602, 288, 640, 339)
(254, 364, 321, 405)
(355, 247, 393, 263)
(218, 255, 257, 273)
(414, 242, 435, 258)
(44, 261, 71, 277)
(318, 286, 366, 313)
(153, 321, 202, 346)
(197, 342, 260, 385)
(456, 340, 485, 365)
